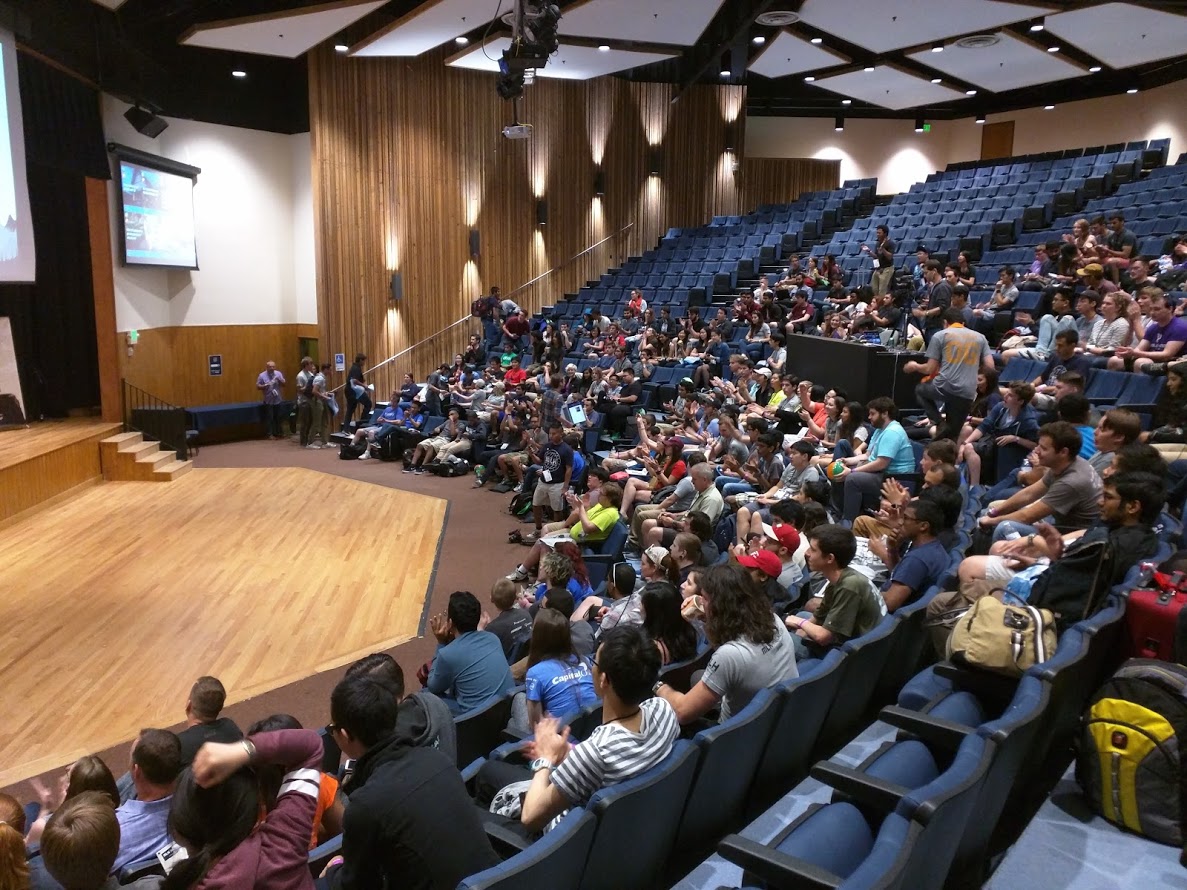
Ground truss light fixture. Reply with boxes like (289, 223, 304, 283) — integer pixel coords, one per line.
(975, 114, 986, 124)
(231, 68, 247, 78)
(863, 65, 875, 72)
(334, 44, 348, 53)
(930, 77, 942, 84)
(598, 44, 610, 51)
(456, 36, 470, 46)
(1030, 20, 1044, 32)
(931, 43, 944, 53)
(1127, 87, 1139, 93)
(804, 75, 815, 82)
(1047, 45, 1060, 53)
(965, 89, 977, 96)
(1044, 104, 1055, 110)
(841, 99, 851, 105)
(1089, 65, 1102, 73)
(752, 35, 765, 45)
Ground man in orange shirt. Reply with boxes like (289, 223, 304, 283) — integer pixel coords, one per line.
(905, 308, 995, 441)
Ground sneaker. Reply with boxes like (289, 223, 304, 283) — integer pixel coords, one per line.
(403, 465, 414, 473)
(512, 482, 524, 493)
(414, 467, 426, 474)
(507, 567, 529, 582)
(358, 451, 371, 460)
(305, 443, 320, 450)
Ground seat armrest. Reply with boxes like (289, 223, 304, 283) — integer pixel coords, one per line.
(935, 661, 1019, 705)
(879, 704, 973, 750)
(483, 820, 533, 858)
(460, 756, 487, 786)
(717, 834, 843, 890)
(809, 762, 909, 814)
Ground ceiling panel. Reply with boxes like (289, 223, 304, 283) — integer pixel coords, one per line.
(748, 31, 850, 79)
(1045, 2, 1187, 70)
(181, 0, 387, 58)
(798, 0, 1053, 54)
(906, 31, 1083, 93)
(351, 0, 493, 57)
(811, 65, 967, 110)
(447, 37, 676, 80)
(558, 0, 727, 47)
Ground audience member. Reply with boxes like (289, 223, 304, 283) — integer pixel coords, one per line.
(789, 525, 882, 659)
(640, 580, 698, 665)
(830, 397, 916, 524)
(906, 307, 994, 440)
(176, 677, 243, 767)
(112, 730, 181, 871)
(344, 652, 456, 762)
(425, 592, 514, 714)
(483, 578, 532, 657)
(0, 794, 27, 890)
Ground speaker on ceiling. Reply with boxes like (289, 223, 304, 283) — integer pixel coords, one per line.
(124, 106, 168, 138)
(389, 272, 403, 302)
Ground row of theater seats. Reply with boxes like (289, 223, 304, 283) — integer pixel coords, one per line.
(678, 485, 1172, 890)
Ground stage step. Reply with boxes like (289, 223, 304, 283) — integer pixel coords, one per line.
(100, 432, 192, 483)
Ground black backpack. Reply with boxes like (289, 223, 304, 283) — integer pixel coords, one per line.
(338, 441, 366, 460)
(302, 373, 315, 399)
(1027, 530, 1114, 632)
(1077, 658, 1187, 845)
(508, 483, 536, 517)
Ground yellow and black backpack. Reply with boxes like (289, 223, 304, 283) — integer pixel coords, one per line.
(1077, 658, 1187, 845)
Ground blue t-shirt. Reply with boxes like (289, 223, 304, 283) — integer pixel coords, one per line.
(868, 420, 916, 474)
(525, 656, 599, 718)
(882, 538, 949, 604)
(535, 576, 595, 607)
(1076, 425, 1097, 460)
(572, 450, 586, 479)
(381, 405, 401, 423)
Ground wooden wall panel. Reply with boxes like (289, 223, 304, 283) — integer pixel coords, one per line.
(86, 177, 121, 423)
(308, 46, 839, 390)
(117, 324, 311, 407)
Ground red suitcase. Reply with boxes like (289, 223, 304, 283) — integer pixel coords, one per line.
(1124, 569, 1187, 663)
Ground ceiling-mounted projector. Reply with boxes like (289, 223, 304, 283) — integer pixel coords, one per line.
(502, 123, 533, 140)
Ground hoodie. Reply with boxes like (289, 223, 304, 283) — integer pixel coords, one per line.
(329, 733, 498, 890)
(395, 690, 457, 763)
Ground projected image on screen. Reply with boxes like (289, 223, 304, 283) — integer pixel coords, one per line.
(0, 29, 35, 282)
(120, 160, 198, 269)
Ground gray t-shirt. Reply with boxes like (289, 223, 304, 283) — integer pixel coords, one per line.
(777, 462, 822, 498)
(701, 614, 799, 721)
(719, 436, 750, 464)
(667, 475, 698, 512)
(925, 326, 991, 399)
(1041, 457, 1103, 528)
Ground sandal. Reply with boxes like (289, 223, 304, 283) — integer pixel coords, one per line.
(522, 532, 539, 545)
(507, 530, 523, 544)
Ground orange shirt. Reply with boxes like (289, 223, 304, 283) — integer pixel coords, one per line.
(311, 773, 339, 850)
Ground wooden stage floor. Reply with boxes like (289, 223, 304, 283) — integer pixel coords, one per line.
(0, 467, 446, 788)
(0, 419, 123, 523)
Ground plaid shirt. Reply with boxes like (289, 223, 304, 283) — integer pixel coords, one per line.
(539, 387, 564, 428)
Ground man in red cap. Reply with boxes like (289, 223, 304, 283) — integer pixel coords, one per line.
(760, 522, 804, 596)
(736, 549, 786, 610)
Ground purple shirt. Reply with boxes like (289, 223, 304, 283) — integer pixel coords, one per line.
(1142, 316, 1187, 351)
(257, 370, 286, 404)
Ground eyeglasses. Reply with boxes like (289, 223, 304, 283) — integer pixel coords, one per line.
(324, 723, 339, 736)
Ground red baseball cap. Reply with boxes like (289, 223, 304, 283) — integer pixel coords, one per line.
(762, 522, 801, 553)
(737, 549, 783, 578)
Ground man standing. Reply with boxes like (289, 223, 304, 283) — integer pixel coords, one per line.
(912, 260, 951, 343)
(478, 285, 502, 348)
(256, 361, 286, 439)
(343, 353, 370, 433)
(312, 362, 334, 448)
(425, 591, 515, 714)
(113, 729, 181, 870)
(529, 422, 574, 541)
(906, 307, 994, 441)
(863, 225, 896, 295)
(830, 397, 917, 524)
(296, 356, 316, 447)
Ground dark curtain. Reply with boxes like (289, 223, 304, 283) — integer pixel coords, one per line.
(0, 51, 107, 419)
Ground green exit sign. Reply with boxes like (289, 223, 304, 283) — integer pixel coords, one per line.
(922, 124, 931, 132)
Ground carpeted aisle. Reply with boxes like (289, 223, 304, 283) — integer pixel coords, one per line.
(2, 437, 526, 802)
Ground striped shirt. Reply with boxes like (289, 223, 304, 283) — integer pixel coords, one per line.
(550, 697, 679, 806)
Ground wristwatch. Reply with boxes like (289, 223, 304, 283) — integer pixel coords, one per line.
(529, 757, 554, 774)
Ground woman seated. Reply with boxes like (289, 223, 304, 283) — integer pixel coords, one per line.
(958, 382, 1040, 487)
(640, 581, 698, 666)
(954, 369, 1001, 449)
(510, 608, 600, 734)
(507, 483, 623, 582)
(620, 436, 688, 517)
(524, 545, 595, 607)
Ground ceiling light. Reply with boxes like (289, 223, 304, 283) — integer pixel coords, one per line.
(456, 36, 470, 46)
(231, 69, 247, 78)
(841, 99, 851, 105)
(835, 116, 844, 132)
(1047, 46, 1060, 53)
(863, 66, 875, 72)
(804, 75, 815, 82)
(720, 69, 731, 78)
(914, 118, 925, 133)
(598, 44, 610, 51)
(930, 77, 942, 84)
(1089, 65, 1102, 73)
(1127, 87, 1139, 93)
(975, 114, 986, 124)
(810, 37, 823, 45)
(1030, 21, 1045, 32)
(932, 43, 944, 53)
(334, 44, 348, 53)
(1044, 104, 1055, 110)
(965, 89, 977, 96)
(752, 36, 765, 45)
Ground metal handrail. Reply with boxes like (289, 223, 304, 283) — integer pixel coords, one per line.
(121, 378, 189, 460)
(331, 221, 636, 391)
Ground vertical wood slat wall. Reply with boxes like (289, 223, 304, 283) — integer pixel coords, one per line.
(308, 46, 839, 392)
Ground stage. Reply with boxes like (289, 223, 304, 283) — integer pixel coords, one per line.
(0, 465, 446, 789)
(0, 418, 123, 523)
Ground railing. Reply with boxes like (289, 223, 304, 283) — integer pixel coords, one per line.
(331, 221, 636, 392)
(121, 379, 189, 461)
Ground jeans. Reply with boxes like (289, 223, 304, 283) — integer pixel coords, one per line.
(992, 519, 1037, 544)
(831, 470, 884, 523)
(914, 381, 973, 442)
(833, 439, 855, 460)
(344, 386, 372, 430)
(482, 316, 500, 347)
(262, 402, 284, 437)
(721, 481, 755, 499)
(297, 401, 314, 446)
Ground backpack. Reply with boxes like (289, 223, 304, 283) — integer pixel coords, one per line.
(1026, 531, 1114, 633)
(429, 457, 471, 477)
(338, 441, 366, 460)
(712, 513, 737, 555)
(302, 372, 314, 399)
(471, 297, 486, 318)
(508, 484, 536, 517)
(1077, 658, 1187, 845)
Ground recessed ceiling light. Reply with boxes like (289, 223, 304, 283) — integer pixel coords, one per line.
(1030, 21, 1045, 32)
(752, 36, 765, 45)
(804, 75, 815, 82)
(1044, 104, 1055, 110)
(1127, 87, 1139, 93)
(598, 44, 610, 51)
(720, 69, 730, 78)
(1089, 65, 1102, 73)
(863, 66, 875, 72)
(834, 116, 844, 132)
(334, 44, 348, 53)
(930, 78, 942, 84)
(975, 115, 986, 124)
(965, 89, 977, 96)
(932, 43, 944, 53)
(232, 69, 247, 78)
(810, 37, 823, 45)
(841, 99, 851, 105)
(456, 36, 470, 46)
(1047, 46, 1060, 53)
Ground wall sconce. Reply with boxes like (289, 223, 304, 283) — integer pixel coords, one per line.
(594, 169, 605, 197)
(649, 148, 662, 177)
(468, 228, 480, 258)
(536, 199, 548, 226)
(389, 272, 403, 302)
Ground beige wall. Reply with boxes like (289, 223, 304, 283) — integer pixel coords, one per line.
(747, 79, 1187, 194)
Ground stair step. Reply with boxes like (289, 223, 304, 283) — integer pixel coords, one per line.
(123, 440, 160, 458)
(153, 460, 193, 481)
(101, 432, 143, 448)
(136, 450, 175, 468)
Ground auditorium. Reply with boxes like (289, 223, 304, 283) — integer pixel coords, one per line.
(4, 0, 1187, 887)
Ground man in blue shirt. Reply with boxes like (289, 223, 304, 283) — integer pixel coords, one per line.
(830, 397, 916, 524)
(878, 499, 949, 611)
(427, 592, 514, 714)
(113, 728, 182, 870)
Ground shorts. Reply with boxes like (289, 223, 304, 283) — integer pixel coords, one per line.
(982, 555, 1018, 583)
(533, 481, 566, 510)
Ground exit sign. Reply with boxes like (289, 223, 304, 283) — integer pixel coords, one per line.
(922, 124, 931, 132)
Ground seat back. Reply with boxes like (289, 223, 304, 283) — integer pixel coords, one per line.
(1023, 627, 1091, 768)
(677, 687, 781, 854)
(751, 648, 847, 810)
(458, 809, 597, 890)
(876, 586, 940, 702)
(561, 703, 604, 742)
(818, 615, 900, 753)
(454, 692, 516, 769)
(581, 740, 700, 890)
(317, 726, 343, 776)
(585, 520, 628, 559)
(657, 644, 712, 692)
